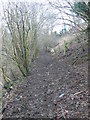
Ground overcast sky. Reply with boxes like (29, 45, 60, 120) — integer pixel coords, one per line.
(0, 0, 50, 27)
(0, 0, 66, 32)
(0, 0, 87, 32)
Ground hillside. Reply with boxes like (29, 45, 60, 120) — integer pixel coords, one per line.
(2, 32, 88, 119)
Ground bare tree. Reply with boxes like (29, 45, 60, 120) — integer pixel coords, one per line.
(1, 2, 40, 89)
(1, 1, 60, 89)
(48, 0, 89, 53)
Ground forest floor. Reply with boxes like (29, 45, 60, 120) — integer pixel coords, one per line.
(2, 37, 88, 119)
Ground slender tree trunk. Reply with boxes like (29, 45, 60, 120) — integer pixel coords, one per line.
(88, 22, 90, 87)
(88, 22, 90, 118)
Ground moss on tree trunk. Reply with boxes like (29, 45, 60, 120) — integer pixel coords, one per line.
(88, 23, 90, 87)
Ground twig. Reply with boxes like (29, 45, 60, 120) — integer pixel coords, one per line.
(74, 90, 87, 96)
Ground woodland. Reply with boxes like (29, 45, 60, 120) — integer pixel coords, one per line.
(0, 0, 89, 119)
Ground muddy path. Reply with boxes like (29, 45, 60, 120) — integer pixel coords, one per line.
(2, 45, 88, 119)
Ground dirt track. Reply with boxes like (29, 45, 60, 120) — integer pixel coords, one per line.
(3, 43, 88, 119)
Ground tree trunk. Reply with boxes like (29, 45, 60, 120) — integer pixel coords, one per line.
(88, 22, 90, 112)
(88, 22, 90, 87)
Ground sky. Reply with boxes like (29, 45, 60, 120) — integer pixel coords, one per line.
(0, 0, 64, 32)
(0, 0, 49, 3)
(0, 0, 87, 32)
(0, 0, 49, 27)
